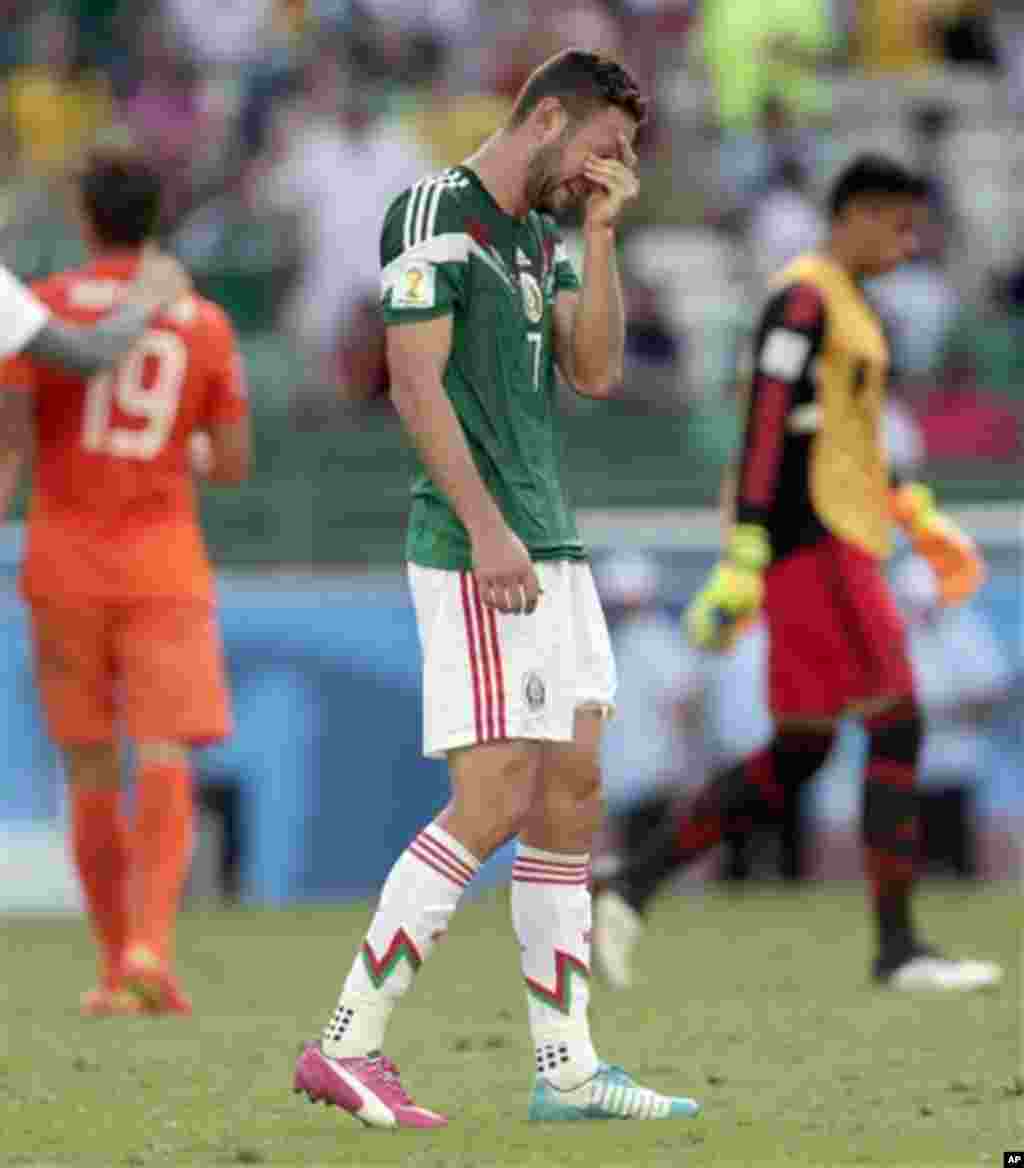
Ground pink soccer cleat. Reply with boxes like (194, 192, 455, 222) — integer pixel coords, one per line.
(293, 1042, 448, 1129)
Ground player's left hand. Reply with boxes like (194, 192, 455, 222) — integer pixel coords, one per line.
(685, 523, 769, 652)
(582, 133, 639, 232)
(685, 561, 763, 652)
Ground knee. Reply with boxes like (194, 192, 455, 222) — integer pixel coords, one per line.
(561, 774, 604, 824)
(448, 745, 542, 854)
(568, 755, 603, 805)
(538, 757, 604, 829)
(492, 778, 541, 844)
(64, 743, 120, 788)
(136, 741, 190, 768)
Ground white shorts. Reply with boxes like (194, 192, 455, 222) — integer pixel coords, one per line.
(408, 560, 617, 759)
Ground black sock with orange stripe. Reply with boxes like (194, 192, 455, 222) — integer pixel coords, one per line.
(612, 729, 834, 914)
(862, 699, 923, 968)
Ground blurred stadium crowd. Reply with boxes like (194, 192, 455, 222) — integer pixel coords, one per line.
(0, 0, 1022, 564)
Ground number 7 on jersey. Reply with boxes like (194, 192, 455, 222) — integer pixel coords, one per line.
(527, 330, 543, 391)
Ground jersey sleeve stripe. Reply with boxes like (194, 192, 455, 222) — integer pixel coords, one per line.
(741, 377, 790, 507)
(402, 182, 416, 250)
(403, 179, 427, 250)
(413, 179, 433, 247)
(408, 170, 473, 249)
(424, 179, 445, 243)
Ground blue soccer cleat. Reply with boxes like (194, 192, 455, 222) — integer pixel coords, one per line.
(528, 1063, 701, 1122)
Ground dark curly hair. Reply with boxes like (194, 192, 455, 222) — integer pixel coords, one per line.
(510, 50, 646, 129)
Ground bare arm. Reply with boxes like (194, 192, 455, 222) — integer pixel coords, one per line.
(389, 314, 502, 535)
(190, 416, 250, 486)
(0, 448, 21, 517)
(0, 392, 30, 518)
(553, 230, 626, 399)
(387, 315, 540, 613)
(553, 133, 639, 399)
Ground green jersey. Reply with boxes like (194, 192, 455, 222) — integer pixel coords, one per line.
(380, 166, 585, 570)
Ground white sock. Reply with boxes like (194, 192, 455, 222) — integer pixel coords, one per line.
(322, 822, 478, 1057)
(511, 843, 601, 1090)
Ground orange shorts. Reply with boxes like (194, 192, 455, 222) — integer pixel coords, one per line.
(27, 599, 232, 747)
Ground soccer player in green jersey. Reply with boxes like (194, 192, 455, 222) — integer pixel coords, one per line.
(294, 50, 701, 1128)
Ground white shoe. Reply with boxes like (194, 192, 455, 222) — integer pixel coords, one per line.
(593, 890, 642, 990)
(884, 954, 1003, 992)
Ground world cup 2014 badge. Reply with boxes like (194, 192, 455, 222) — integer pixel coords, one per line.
(523, 671, 546, 712)
(520, 271, 543, 324)
(394, 261, 435, 309)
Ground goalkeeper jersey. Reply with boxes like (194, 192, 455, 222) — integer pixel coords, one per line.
(380, 166, 585, 571)
(735, 252, 892, 562)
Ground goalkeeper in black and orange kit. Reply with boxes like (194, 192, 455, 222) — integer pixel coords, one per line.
(593, 155, 1002, 993)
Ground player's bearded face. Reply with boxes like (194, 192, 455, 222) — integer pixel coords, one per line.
(526, 131, 578, 213)
(527, 105, 638, 214)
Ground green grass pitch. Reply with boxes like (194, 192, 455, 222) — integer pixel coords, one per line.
(2, 883, 1020, 1167)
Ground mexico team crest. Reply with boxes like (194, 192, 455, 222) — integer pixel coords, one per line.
(523, 671, 546, 712)
(520, 271, 543, 324)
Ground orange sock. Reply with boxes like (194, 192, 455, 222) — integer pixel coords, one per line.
(69, 785, 129, 989)
(130, 763, 194, 962)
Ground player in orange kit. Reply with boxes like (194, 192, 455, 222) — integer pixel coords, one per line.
(0, 150, 250, 1016)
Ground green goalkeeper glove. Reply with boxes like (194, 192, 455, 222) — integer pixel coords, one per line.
(685, 523, 770, 652)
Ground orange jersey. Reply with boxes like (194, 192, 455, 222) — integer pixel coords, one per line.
(0, 254, 247, 603)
